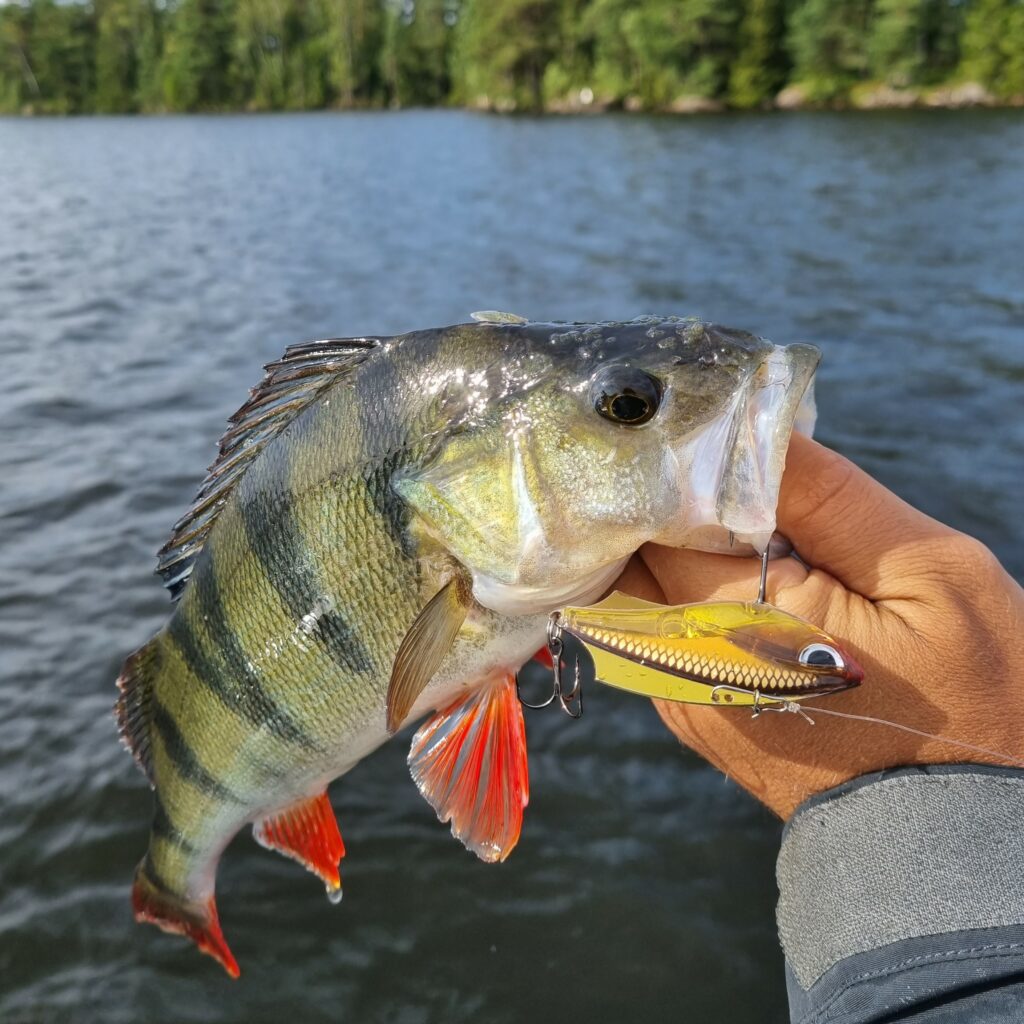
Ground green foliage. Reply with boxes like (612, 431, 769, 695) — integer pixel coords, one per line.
(787, 0, 873, 100)
(161, 0, 238, 109)
(0, 0, 1019, 115)
(381, 0, 453, 106)
(868, 0, 962, 86)
(1002, 3, 1024, 97)
(452, 0, 560, 110)
(728, 0, 786, 107)
(0, 5, 35, 113)
(0, 0, 97, 113)
(325, 0, 384, 105)
(95, 0, 161, 111)
(960, 0, 1024, 97)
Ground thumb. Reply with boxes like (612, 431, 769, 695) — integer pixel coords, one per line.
(639, 433, 950, 610)
(775, 433, 953, 600)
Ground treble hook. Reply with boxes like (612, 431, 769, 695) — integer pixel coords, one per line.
(516, 613, 584, 719)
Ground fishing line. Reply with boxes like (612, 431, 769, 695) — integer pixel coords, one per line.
(787, 702, 1024, 770)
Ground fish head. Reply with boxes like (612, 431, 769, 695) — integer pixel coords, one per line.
(396, 317, 819, 616)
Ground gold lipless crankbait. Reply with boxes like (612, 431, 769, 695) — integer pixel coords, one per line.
(523, 591, 863, 716)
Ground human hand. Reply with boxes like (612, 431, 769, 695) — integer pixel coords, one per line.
(616, 433, 1024, 818)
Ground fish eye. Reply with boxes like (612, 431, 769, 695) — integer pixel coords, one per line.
(799, 643, 845, 671)
(591, 367, 663, 426)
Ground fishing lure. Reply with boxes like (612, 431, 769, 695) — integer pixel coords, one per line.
(522, 572, 1024, 772)
(521, 590, 863, 717)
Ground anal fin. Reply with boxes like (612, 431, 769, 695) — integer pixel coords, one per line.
(408, 674, 529, 864)
(253, 792, 345, 898)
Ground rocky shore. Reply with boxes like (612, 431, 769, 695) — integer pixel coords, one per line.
(486, 81, 1024, 115)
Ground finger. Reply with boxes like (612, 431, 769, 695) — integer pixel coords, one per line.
(776, 434, 954, 599)
(612, 553, 666, 603)
(639, 543, 809, 606)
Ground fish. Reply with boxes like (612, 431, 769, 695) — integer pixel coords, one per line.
(114, 315, 819, 976)
(553, 591, 863, 707)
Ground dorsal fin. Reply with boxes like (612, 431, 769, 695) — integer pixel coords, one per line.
(156, 336, 379, 600)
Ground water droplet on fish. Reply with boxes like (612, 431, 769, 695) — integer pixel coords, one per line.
(326, 885, 343, 905)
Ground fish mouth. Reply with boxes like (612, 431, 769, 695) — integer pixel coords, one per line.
(716, 343, 819, 551)
(671, 342, 819, 555)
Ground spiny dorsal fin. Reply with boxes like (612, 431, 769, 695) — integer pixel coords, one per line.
(470, 310, 527, 325)
(156, 336, 379, 600)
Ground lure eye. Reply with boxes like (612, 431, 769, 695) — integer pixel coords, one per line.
(799, 643, 845, 671)
(591, 367, 663, 426)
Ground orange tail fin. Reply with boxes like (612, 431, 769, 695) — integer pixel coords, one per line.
(132, 862, 240, 978)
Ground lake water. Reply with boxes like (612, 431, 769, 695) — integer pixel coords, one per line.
(1, 109, 1022, 1024)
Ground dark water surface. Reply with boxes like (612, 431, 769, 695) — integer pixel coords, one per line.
(1, 110, 1022, 1024)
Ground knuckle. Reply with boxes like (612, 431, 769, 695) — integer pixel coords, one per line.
(786, 454, 861, 535)
(936, 532, 1000, 586)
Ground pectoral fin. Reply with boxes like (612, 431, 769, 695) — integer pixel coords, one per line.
(386, 576, 472, 734)
(407, 674, 529, 863)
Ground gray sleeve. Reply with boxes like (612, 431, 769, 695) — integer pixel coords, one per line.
(777, 765, 1024, 1023)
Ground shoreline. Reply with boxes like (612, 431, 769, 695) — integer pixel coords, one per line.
(6, 82, 1024, 119)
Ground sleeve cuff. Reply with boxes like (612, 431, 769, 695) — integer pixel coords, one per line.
(777, 765, 1024, 1022)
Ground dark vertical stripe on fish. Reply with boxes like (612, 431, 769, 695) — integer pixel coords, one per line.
(239, 489, 373, 676)
(141, 853, 184, 899)
(167, 555, 321, 750)
(150, 698, 246, 804)
(151, 793, 198, 855)
(356, 354, 416, 558)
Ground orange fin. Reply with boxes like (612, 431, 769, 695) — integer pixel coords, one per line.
(132, 862, 240, 978)
(408, 674, 529, 863)
(253, 792, 346, 898)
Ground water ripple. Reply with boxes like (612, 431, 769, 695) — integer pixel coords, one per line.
(0, 109, 1021, 1024)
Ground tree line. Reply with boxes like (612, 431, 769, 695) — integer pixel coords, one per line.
(1, 0, 1022, 116)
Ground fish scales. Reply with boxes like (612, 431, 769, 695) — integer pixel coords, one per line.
(134, 331, 497, 905)
(116, 317, 821, 975)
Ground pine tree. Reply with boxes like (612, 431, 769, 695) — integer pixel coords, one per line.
(786, 0, 872, 100)
(232, 0, 289, 109)
(0, 5, 39, 113)
(161, 0, 238, 110)
(95, 0, 150, 111)
(381, 0, 453, 107)
(27, 0, 96, 112)
(541, 0, 595, 106)
(135, 4, 165, 110)
(324, 0, 383, 106)
(868, 0, 963, 87)
(1000, 2, 1024, 97)
(960, 0, 1024, 97)
(452, 0, 560, 111)
(728, 0, 787, 107)
(286, 0, 331, 109)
